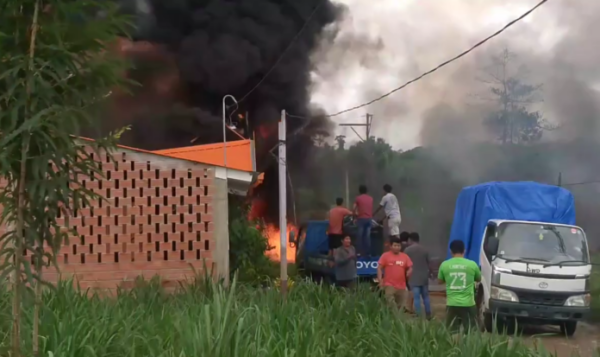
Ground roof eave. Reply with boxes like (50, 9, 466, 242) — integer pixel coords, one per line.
(215, 167, 257, 196)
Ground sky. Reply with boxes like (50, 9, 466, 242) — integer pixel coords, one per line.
(309, 0, 572, 149)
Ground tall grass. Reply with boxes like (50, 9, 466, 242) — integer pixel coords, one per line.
(0, 279, 560, 357)
(591, 255, 600, 322)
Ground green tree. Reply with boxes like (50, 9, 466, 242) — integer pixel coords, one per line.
(479, 49, 550, 144)
(0, 1, 131, 355)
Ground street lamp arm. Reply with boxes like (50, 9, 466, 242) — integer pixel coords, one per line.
(222, 95, 239, 171)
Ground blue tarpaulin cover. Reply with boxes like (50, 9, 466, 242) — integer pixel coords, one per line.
(447, 181, 576, 264)
(304, 220, 330, 255)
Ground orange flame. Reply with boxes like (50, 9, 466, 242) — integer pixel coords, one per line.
(265, 224, 296, 263)
(249, 196, 296, 262)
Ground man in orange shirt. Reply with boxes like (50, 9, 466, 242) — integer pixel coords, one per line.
(377, 236, 413, 312)
(328, 197, 353, 255)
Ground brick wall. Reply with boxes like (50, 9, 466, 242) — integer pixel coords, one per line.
(1, 146, 217, 293)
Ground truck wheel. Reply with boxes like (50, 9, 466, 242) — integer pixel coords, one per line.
(476, 289, 493, 332)
(560, 321, 577, 337)
(482, 313, 493, 332)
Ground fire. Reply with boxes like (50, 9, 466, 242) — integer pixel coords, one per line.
(249, 191, 296, 262)
(258, 123, 277, 139)
(264, 224, 296, 263)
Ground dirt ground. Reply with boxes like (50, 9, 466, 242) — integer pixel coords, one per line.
(427, 294, 599, 357)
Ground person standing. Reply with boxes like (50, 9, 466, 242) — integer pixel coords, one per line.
(399, 231, 414, 313)
(327, 197, 353, 255)
(377, 237, 413, 312)
(374, 184, 402, 239)
(438, 240, 481, 333)
(405, 232, 432, 319)
(353, 184, 374, 257)
(399, 231, 410, 252)
(334, 236, 357, 288)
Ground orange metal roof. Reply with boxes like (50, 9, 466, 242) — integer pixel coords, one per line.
(153, 140, 255, 172)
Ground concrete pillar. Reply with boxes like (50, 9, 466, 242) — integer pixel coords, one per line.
(213, 178, 230, 286)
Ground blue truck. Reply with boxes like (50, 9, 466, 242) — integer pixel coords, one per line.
(292, 216, 383, 283)
(449, 181, 592, 335)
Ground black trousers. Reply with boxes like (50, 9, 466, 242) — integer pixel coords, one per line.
(446, 306, 478, 333)
(328, 234, 344, 251)
(337, 279, 356, 289)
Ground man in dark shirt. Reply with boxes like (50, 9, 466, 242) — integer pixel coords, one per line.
(334, 236, 357, 289)
(405, 232, 432, 319)
(399, 231, 410, 252)
(399, 231, 413, 313)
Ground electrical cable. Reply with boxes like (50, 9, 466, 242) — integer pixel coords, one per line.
(287, 0, 549, 120)
(561, 180, 600, 187)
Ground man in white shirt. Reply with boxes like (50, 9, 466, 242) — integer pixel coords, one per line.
(374, 184, 402, 238)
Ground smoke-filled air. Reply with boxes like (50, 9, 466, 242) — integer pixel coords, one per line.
(104, 0, 344, 223)
(103, 0, 600, 252)
(309, 0, 600, 253)
(312, 0, 600, 148)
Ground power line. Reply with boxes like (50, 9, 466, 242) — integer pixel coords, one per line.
(234, 1, 325, 106)
(562, 180, 600, 187)
(288, 0, 549, 120)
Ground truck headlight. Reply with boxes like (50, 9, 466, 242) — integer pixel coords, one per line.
(564, 294, 591, 307)
(491, 287, 519, 302)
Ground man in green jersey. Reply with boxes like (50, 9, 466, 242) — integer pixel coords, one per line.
(438, 240, 481, 333)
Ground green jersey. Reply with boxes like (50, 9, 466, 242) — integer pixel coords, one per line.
(438, 257, 481, 307)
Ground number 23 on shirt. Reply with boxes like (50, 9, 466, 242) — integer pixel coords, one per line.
(438, 257, 481, 307)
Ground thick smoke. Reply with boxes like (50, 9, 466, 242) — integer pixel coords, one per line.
(312, 0, 600, 148)
(112, 0, 342, 145)
(311, 0, 600, 249)
(107, 0, 343, 222)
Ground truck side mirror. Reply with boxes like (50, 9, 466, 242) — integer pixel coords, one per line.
(288, 231, 296, 244)
(485, 236, 499, 256)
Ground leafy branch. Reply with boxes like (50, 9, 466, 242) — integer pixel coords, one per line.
(0, 1, 133, 355)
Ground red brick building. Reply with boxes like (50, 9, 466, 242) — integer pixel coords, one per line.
(0, 138, 259, 293)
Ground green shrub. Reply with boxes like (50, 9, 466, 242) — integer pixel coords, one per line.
(228, 202, 276, 285)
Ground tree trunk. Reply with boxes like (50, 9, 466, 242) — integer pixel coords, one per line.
(33, 246, 42, 357)
(28, 2, 41, 355)
(12, 138, 29, 357)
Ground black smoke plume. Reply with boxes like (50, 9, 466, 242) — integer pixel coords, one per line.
(108, 0, 342, 222)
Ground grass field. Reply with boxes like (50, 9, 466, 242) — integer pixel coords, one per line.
(0, 279, 576, 357)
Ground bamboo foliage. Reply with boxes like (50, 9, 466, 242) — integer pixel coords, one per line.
(0, 1, 132, 356)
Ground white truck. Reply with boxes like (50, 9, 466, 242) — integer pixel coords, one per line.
(449, 182, 592, 336)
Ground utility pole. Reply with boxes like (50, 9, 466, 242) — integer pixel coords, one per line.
(345, 170, 350, 207)
(558, 172, 562, 187)
(339, 114, 373, 192)
(339, 113, 372, 142)
(278, 110, 288, 297)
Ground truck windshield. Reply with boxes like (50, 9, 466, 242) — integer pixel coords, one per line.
(496, 223, 589, 264)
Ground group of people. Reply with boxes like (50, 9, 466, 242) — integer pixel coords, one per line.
(328, 184, 482, 332)
(327, 183, 401, 257)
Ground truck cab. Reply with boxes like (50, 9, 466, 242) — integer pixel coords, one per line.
(294, 216, 384, 283)
(447, 181, 592, 336)
(479, 220, 592, 335)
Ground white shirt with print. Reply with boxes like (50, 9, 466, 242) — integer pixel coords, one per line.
(380, 193, 401, 220)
